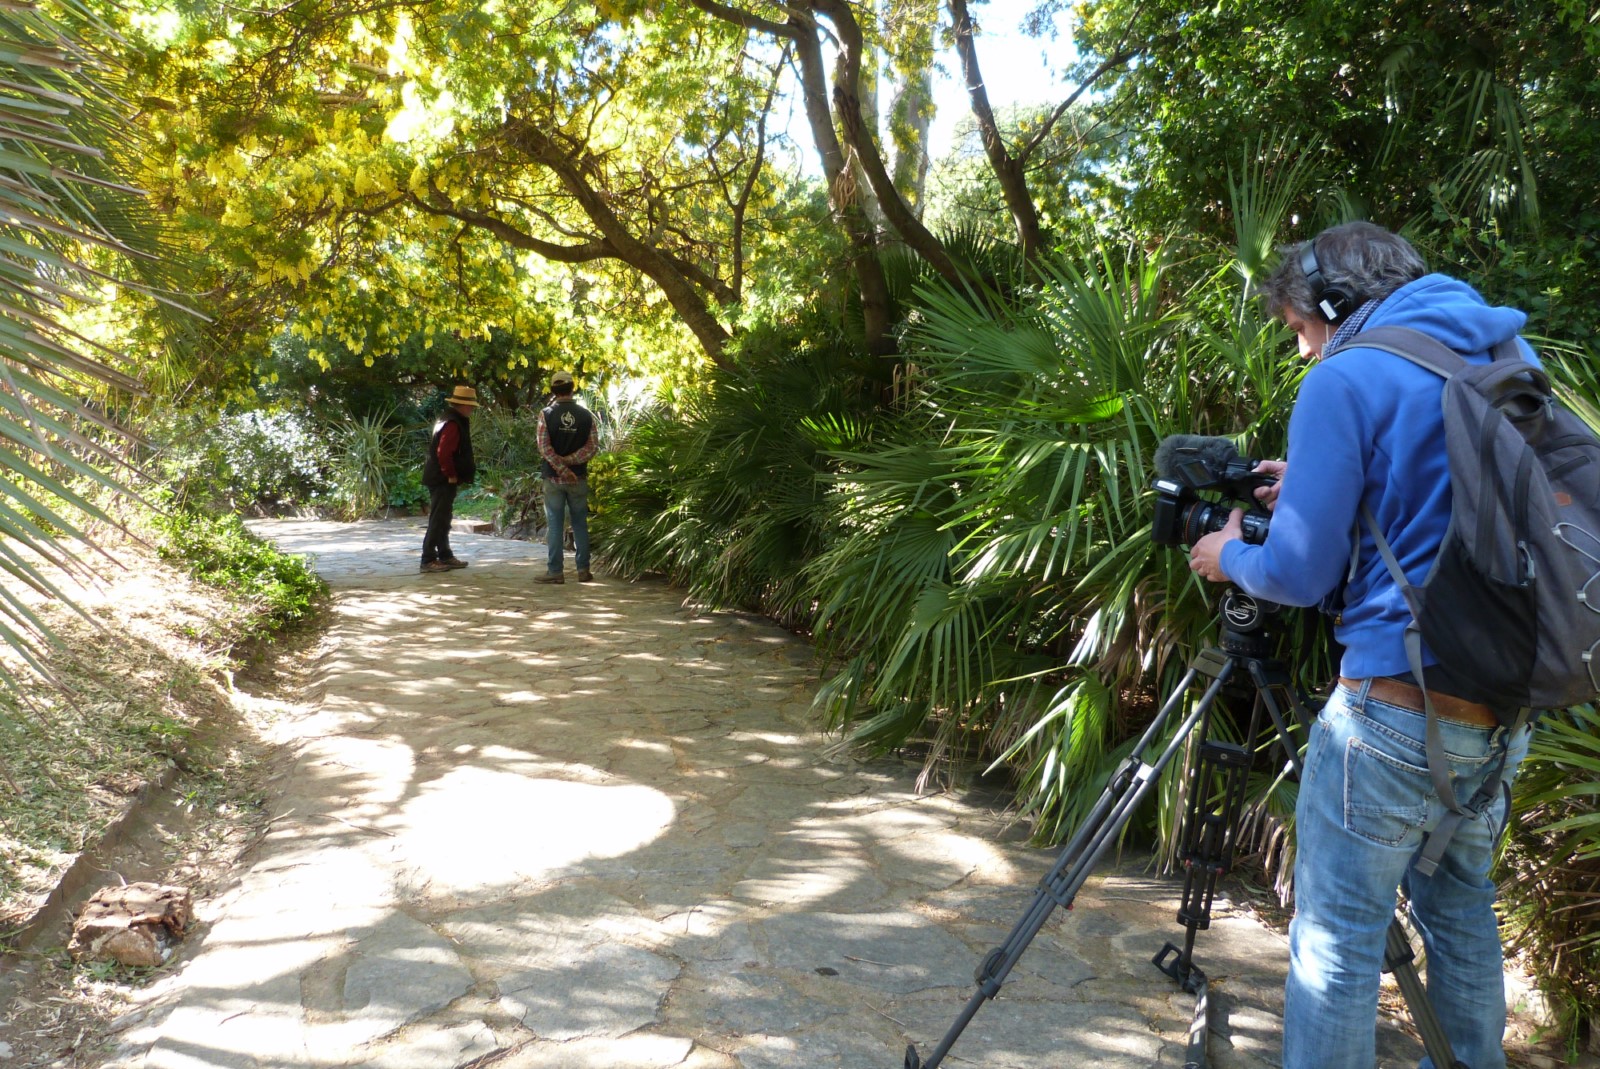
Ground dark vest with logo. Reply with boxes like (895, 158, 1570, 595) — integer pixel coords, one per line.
(540, 399, 594, 479)
(422, 409, 475, 487)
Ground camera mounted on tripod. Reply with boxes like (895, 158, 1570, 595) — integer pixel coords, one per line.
(1150, 434, 1276, 547)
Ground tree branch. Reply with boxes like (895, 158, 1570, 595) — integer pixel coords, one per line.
(1016, 46, 1143, 167)
(684, 0, 798, 39)
(500, 117, 733, 366)
(948, 0, 1044, 258)
(407, 185, 615, 264)
(811, 0, 960, 284)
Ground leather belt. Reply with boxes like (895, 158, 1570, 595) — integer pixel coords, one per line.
(1338, 676, 1500, 728)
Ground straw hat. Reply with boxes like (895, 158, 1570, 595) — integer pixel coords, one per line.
(447, 384, 480, 407)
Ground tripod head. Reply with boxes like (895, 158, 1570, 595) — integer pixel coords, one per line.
(1216, 586, 1284, 658)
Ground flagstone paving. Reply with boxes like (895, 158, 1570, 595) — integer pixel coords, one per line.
(91, 518, 1438, 1069)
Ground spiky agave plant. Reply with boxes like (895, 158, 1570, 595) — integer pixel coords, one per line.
(334, 410, 406, 519)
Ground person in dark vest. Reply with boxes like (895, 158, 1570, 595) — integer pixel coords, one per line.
(419, 384, 479, 574)
(534, 370, 597, 584)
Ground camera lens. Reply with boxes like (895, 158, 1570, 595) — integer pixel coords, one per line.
(1239, 511, 1270, 546)
(1179, 501, 1222, 545)
(1178, 500, 1270, 546)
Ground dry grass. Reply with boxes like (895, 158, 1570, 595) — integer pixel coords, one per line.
(0, 532, 295, 933)
(1, 569, 224, 929)
(0, 528, 324, 1066)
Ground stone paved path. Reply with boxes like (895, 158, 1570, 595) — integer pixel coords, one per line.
(96, 519, 1416, 1069)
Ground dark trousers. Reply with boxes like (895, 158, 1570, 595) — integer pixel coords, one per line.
(422, 483, 457, 563)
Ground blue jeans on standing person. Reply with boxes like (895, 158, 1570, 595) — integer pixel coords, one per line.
(543, 477, 589, 577)
(1283, 680, 1530, 1069)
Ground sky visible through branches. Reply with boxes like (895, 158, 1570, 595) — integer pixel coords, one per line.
(772, 0, 1073, 174)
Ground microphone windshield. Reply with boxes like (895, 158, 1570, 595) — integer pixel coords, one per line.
(1153, 434, 1243, 485)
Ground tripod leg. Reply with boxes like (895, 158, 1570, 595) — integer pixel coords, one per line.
(1245, 659, 1310, 779)
(902, 666, 1233, 1069)
(1153, 700, 1257, 1069)
(1384, 915, 1469, 1069)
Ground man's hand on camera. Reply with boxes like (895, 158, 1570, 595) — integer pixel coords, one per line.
(1252, 460, 1286, 511)
(1188, 509, 1244, 583)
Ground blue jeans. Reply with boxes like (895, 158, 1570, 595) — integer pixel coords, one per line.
(1283, 681, 1529, 1069)
(543, 478, 589, 576)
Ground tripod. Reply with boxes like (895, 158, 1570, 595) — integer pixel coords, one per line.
(903, 588, 1468, 1069)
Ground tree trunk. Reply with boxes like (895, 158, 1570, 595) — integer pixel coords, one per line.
(947, 0, 1045, 259)
(810, 0, 962, 286)
(851, 41, 888, 232)
(888, 7, 937, 216)
(789, 16, 895, 355)
(687, 0, 897, 354)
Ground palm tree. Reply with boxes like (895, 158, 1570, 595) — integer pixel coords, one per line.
(0, 3, 175, 702)
(805, 237, 1323, 842)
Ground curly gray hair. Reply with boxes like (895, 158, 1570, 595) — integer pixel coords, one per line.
(1257, 221, 1427, 322)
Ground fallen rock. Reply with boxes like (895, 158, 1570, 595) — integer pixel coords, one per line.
(70, 883, 193, 968)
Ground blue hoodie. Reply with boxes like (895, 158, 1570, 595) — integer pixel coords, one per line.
(1219, 273, 1538, 680)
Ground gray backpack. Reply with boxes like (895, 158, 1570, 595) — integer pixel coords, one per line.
(1337, 325, 1600, 871)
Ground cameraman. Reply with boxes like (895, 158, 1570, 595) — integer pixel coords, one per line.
(1187, 221, 1536, 1069)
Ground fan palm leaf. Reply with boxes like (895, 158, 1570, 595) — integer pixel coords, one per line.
(0, 2, 180, 709)
(1227, 132, 1325, 290)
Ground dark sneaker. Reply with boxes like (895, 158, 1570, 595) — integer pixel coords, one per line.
(577, 569, 595, 582)
(420, 561, 451, 574)
(534, 574, 564, 584)
(443, 558, 470, 569)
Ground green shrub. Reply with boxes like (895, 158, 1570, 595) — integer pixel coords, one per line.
(596, 315, 885, 624)
(495, 469, 544, 535)
(1500, 706, 1600, 1053)
(332, 411, 426, 518)
(471, 407, 544, 471)
(151, 409, 338, 513)
(152, 508, 326, 639)
(386, 468, 426, 509)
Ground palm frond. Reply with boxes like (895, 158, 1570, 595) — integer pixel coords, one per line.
(0, 2, 167, 705)
(1227, 133, 1325, 290)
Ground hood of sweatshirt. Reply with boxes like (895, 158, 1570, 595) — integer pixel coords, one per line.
(1357, 273, 1527, 359)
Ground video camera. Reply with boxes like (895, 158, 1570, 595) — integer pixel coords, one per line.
(1150, 435, 1276, 547)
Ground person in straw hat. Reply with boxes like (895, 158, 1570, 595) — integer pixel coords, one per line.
(420, 384, 479, 574)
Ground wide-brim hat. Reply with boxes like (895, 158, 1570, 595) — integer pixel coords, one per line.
(551, 370, 575, 388)
(448, 384, 480, 407)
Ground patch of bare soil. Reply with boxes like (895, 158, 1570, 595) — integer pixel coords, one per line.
(0, 536, 325, 1068)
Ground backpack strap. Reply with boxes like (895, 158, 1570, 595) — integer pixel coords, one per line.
(1344, 327, 1544, 397)
(1342, 326, 1537, 874)
(1360, 501, 1526, 879)
(1336, 325, 1467, 375)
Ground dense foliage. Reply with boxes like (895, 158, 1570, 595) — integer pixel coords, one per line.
(5, 0, 1596, 1043)
(151, 508, 327, 640)
(1069, 0, 1600, 349)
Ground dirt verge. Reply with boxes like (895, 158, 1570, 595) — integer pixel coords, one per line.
(0, 537, 326, 1067)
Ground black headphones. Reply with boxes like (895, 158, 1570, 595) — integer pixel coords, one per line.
(1299, 239, 1358, 324)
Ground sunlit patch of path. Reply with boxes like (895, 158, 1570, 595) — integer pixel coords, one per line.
(94, 518, 1320, 1069)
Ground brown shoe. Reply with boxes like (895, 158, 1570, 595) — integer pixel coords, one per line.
(534, 574, 564, 584)
(420, 561, 451, 574)
(577, 569, 594, 582)
(442, 557, 469, 569)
